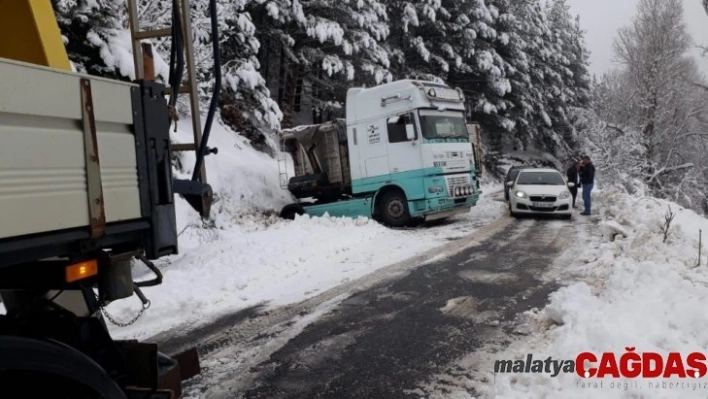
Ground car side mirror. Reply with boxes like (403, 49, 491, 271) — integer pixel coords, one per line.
(506, 181, 514, 187)
(405, 124, 415, 141)
(567, 182, 575, 188)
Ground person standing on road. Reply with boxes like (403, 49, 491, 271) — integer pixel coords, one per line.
(566, 161, 580, 208)
(580, 155, 595, 215)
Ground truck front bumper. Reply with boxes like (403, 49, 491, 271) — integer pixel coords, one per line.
(423, 205, 472, 221)
(409, 194, 480, 219)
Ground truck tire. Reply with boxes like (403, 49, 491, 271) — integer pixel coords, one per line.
(0, 336, 127, 399)
(377, 190, 411, 228)
(280, 204, 305, 220)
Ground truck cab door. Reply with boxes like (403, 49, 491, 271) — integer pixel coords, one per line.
(359, 120, 390, 179)
(386, 112, 423, 174)
(386, 112, 424, 196)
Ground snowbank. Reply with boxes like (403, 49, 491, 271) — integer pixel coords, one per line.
(107, 191, 503, 341)
(169, 116, 293, 229)
(479, 188, 708, 398)
(101, 118, 506, 341)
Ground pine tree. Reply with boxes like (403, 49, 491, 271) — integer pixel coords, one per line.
(249, 0, 392, 127)
(381, 0, 444, 81)
(52, 0, 127, 79)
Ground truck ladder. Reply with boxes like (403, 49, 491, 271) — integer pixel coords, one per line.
(277, 152, 289, 190)
(126, 0, 206, 183)
(126, 0, 220, 219)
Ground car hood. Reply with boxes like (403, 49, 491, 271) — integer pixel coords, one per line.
(513, 185, 569, 195)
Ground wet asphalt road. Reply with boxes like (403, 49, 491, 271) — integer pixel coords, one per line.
(187, 215, 574, 399)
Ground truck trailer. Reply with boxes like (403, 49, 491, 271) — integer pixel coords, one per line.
(0, 0, 219, 397)
(278, 80, 483, 227)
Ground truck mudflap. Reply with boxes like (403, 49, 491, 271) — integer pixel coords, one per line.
(121, 343, 200, 398)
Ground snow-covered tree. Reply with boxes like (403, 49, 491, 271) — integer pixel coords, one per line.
(52, 0, 127, 78)
(586, 0, 708, 211)
(52, 0, 597, 165)
(613, 0, 693, 174)
(381, 0, 444, 81)
(250, 0, 392, 127)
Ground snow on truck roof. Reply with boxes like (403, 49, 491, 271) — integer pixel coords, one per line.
(345, 79, 466, 124)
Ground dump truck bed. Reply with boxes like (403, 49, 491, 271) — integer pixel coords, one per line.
(0, 58, 142, 240)
(0, 57, 174, 267)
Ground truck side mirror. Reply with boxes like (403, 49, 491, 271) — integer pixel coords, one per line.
(405, 124, 415, 141)
(506, 181, 514, 187)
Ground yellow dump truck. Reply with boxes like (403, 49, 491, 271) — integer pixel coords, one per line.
(0, 1, 219, 397)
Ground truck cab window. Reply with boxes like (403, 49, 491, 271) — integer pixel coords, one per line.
(418, 109, 468, 140)
(387, 113, 416, 143)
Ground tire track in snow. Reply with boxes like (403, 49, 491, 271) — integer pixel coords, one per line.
(162, 216, 514, 396)
(414, 217, 585, 399)
(181, 212, 575, 398)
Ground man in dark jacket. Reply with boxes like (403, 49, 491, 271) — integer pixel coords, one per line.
(566, 161, 580, 208)
(580, 155, 595, 215)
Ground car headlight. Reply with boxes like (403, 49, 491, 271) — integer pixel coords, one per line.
(515, 191, 526, 198)
(558, 191, 570, 200)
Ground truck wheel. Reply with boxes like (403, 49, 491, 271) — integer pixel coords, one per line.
(280, 204, 305, 220)
(0, 370, 106, 398)
(377, 190, 411, 228)
(0, 336, 127, 399)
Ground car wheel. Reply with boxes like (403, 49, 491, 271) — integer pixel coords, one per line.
(509, 201, 518, 218)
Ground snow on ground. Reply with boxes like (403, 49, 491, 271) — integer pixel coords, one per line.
(102, 117, 506, 341)
(470, 186, 708, 398)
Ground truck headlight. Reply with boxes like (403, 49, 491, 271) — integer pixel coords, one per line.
(515, 191, 526, 198)
(558, 191, 570, 200)
(428, 186, 444, 194)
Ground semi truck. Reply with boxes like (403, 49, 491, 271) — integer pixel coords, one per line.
(0, 0, 219, 397)
(278, 80, 483, 227)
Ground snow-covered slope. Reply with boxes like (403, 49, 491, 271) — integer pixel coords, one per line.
(472, 187, 708, 398)
(169, 115, 292, 228)
(101, 117, 506, 341)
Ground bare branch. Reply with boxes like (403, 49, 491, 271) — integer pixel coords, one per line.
(660, 205, 676, 243)
(693, 82, 708, 93)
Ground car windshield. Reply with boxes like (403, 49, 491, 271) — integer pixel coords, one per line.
(516, 171, 565, 185)
(507, 169, 522, 181)
(418, 109, 468, 139)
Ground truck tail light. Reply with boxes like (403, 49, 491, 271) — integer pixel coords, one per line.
(66, 259, 98, 283)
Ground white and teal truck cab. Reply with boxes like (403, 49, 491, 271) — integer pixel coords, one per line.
(278, 79, 483, 227)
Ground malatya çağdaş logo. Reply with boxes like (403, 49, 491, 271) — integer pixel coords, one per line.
(494, 348, 708, 379)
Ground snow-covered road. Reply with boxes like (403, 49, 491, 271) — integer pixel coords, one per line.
(173, 205, 578, 398)
(103, 184, 507, 343)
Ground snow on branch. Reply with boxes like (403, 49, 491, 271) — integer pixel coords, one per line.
(648, 163, 694, 183)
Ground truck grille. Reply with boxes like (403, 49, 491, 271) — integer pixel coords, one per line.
(446, 175, 471, 197)
(443, 159, 469, 170)
(529, 195, 556, 202)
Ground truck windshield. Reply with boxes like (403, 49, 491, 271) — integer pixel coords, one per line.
(418, 109, 468, 139)
(516, 172, 565, 185)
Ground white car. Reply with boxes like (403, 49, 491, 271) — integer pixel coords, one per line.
(506, 168, 574, 219)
